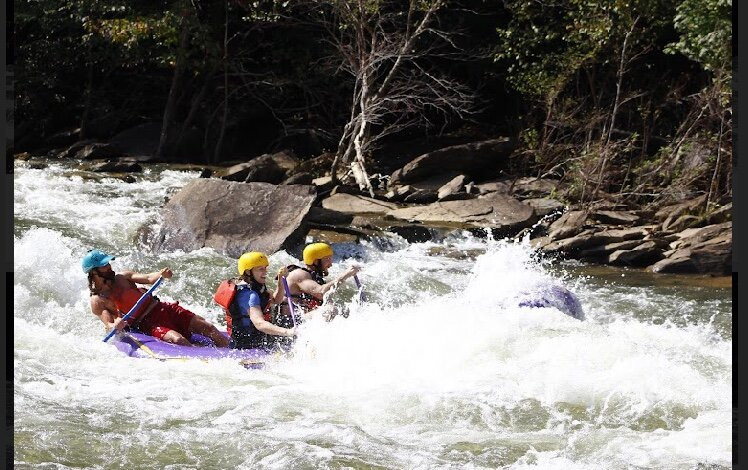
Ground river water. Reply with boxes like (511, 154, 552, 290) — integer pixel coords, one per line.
(13, 161, 732, 469)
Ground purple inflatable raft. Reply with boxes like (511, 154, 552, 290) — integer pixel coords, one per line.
(111, 332, 274, 368)
(517, 284, 585, 320)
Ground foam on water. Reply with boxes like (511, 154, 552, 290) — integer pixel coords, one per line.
(13, 162, 732, 469)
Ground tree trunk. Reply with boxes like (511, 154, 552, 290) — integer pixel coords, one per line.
(156, 9, 191, 159)
(79, 41, 95, 139)
(176, 65, 216, 154)
(212, 1, 230, 163)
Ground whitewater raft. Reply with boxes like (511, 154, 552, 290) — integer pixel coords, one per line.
(111, 331, 276, 368)
(517, 284, 585, 320)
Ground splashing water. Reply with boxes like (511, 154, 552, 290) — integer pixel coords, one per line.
(14, 161, 732, 469)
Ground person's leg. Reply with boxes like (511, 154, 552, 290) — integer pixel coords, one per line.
(188, 315, 230, 348)
(160, 329, 193, 346)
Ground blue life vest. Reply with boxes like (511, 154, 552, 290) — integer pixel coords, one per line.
(229, 284, 272, 349)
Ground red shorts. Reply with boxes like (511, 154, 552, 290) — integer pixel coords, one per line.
(135, 302, 196, 340)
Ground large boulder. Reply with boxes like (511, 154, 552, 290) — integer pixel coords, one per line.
(321, 193, 399, 215)
(389, 137, 515, 186)
(591, 210, 641, 226)
(547, 210, 589, 240)
(475, 177, 559, 198)
(142, 179, 317, 258)
(705, 203, 732, 225)
(648, 222, 732, 275)
(54, 139, 98, 159)
(89, 161, 143, 173)
(221, 151, 300, 184)
(523, 198, 565, 218)
(76, 143, 126, 160)
(608, 241, 664, 267)
(386, 193, 535, 234)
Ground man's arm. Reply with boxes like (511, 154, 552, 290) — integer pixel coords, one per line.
(295, 265, 362, 299)
(90, 297, 126, 331)
(126, 267, 173, 284)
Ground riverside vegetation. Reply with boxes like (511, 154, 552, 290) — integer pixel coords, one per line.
(13, 0, 732, 275)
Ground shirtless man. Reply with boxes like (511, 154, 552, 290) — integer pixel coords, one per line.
(282, 242, 361, 320)
(82, 249, 229, 347)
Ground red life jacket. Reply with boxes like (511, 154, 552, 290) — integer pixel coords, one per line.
(214, 279, 237, 334)
(107, 284, 154, 321)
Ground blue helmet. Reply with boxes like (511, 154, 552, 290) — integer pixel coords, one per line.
(81, 250, 115, 273)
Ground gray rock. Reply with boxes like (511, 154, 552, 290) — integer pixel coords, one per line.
(312, 176, 334, 192)
(530, 236, 551, 249)
(523, 198, 565, 218)
(675, 222, 731, 247)
(282, 172, 314, 185)
(437, 175, 467, 200)
(597, 226, 653, 241)
(475, 177, 559, 197)
(475, 179, 512, 195)
(650, 244, 731, 275)
(386, 193, 536, 234)
(662, 214, 700, 232)
(306, 207, 354, 225)
(649, 225, 731, 275)
(592, 210, 641, 226)
(76, 143, 124, 160)
(390, 137, 514, 185)
(438, 192, 477, 202)
(542, 229, 607, 253)
(543, 226, 651, 254)
(403, 188, 439, 204)
(89, 161, 143, 173)
(705, 203, 732, 225)
(511, 177, 559, 197)
(55, 139, 98, 159)
(547, 210, 589, 240)
(608, 241, 663, 267)
(142, 179, 316, 258)
(649, 256, 698, 274)
(579, 239, 646, 259)
(221, 151, 299, 184)
(322, 193, 400, 215)
(385, 185, 413, 201)
(387, 225, 434, 243)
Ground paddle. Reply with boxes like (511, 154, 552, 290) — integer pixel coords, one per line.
(353, 274, 366, 302)
(280, 276, 298, 328)
(103, 276, 164, 343)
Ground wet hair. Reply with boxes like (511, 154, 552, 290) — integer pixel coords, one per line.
(87, 271, 102, 296)
(87, 268, 115, 295)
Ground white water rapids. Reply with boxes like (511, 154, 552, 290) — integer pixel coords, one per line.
(14, 162, 732, 469)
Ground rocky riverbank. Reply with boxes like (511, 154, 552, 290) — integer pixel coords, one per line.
(16, 135, 732, 276)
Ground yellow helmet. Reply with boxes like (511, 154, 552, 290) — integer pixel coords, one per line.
(303, 242, 333, 265)
(238, 252, 269, 276)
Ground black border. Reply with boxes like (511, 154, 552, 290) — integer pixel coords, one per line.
(735, 0, 744, 467)
(0, 2, 742, 468)
(2, 0, 12, 465)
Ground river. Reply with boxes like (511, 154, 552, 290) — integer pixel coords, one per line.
(13, 161, 732, 469)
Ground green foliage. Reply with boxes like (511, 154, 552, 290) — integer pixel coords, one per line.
(495, 0, 676, 104)
(665, 0, 731, 74)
